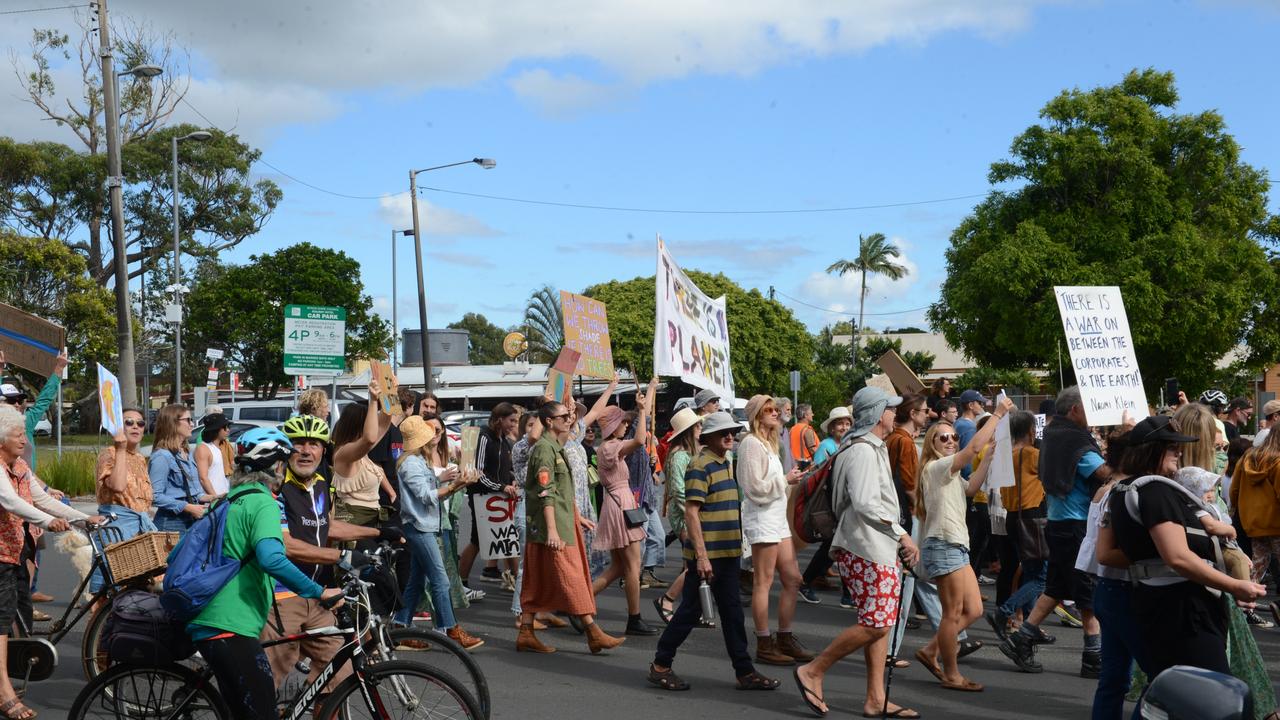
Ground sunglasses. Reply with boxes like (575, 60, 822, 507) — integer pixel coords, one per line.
(123, 419, 145, 428)
(936, 433, 958, 443)
(179, 417, 194, 424)
(548, 413, 570, 421)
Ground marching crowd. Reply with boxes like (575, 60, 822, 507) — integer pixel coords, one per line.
(0, 351, 1279, 719)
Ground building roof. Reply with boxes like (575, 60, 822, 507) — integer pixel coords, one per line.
(833, 332, 974, 379)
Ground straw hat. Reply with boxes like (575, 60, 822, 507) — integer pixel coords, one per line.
(668, 408, 703, 439)
(820, 406, 852, 434)
(400, 415, 437, 455)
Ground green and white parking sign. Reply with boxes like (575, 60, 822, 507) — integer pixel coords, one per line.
(283, 304, 346, 375)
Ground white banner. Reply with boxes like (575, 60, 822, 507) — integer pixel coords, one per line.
(653, 236, 734, 400)
(472, 493, 520, 560)
(1053, 285, 1149, 426)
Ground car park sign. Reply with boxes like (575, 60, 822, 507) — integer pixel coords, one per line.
(283, 304, 346, 375)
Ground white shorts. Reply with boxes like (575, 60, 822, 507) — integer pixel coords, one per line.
(742, 496, 790, 545)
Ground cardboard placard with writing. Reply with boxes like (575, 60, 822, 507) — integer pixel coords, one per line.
(876, 349, 925, 395)
(560, 290, 614, 379)
(459, 426, 481, 474)
(1053, 286, 1149, 426)
(865, 374, 896, 396)
(473, 493, 520, 560)
(369, 361, 403, 416)
(544, 347, 582, 403)
(0, 302, 65, 377)
(97, 363, 125, 436)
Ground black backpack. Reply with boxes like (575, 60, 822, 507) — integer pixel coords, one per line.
(103, 590, 195, 665)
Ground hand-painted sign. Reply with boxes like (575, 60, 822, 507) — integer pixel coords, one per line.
(653, 237, 734, 400)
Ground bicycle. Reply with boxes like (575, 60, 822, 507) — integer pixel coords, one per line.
(68, 551, 483, 720)
(7, 515, 157, 687)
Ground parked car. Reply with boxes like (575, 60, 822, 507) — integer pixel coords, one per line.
(33, 418, 52, 437)
(441, 410, 490, 454)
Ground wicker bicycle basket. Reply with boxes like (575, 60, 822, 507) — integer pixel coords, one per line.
(103, 531, 182, 583)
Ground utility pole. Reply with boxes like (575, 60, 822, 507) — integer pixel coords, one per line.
(97, 0, 138, 406)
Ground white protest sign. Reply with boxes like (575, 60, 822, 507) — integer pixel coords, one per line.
(473, 493, 520, 560)
(986, 391, 1016, 490)
(1034, 414, 1046, 440)
(1053, 286, 1149, 426)
(653, 236, 734, 400)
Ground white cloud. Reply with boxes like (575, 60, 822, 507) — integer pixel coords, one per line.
(376, 194, 501, 237)
(508, 69, 619, 116)
(569, 236, 814, 269)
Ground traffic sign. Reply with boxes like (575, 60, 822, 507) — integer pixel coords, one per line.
(283, 304, 346, 376)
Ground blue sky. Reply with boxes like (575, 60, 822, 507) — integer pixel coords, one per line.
(6, 0, 1279, 345)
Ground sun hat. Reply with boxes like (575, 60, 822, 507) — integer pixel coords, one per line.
(693, 389, 720, 410)
(598, 405, 626, 438)
(820, 406, 853, 434)
(1128, 414, 1197, 445)
(669, 408, 703, 439)
(1263, 399, 1280, 418)
(699, 411, 740, 437)
(400, 415, 438, 456)
(849, 386, 902, 439)
(744, 394, 773, 424)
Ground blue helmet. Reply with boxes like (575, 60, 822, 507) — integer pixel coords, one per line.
(235, 427, 294, 472)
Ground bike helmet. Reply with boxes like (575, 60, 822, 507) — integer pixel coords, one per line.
(1198, 389, 1228, 410)
(281, 414, 331, 443)
(235, 427, 294, 472)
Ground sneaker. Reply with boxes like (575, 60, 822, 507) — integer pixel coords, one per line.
(464, 586, 486, 602)
(985, 609, 1010, 641)
(480, 568, 502, 584)
(998, 632, 1043, 673)
(641, 569, 670, 589)
(1055, 603, 1083, 628)
(798, 586, 820, 605)
(500, 570, 516, 592)
(839, 593, 855, 609)
(977, 574, 996, 586)
(1245, 610, 1275, 629)
(1080, 650, 1101, 679)
(447, 625, 485, 651)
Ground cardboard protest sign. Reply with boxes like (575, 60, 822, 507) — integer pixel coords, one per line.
(0, 302, 65, 377)
(459, 426, 481, 473)
(560, 291, 614, 379)
(96, 363, 124, 435)
(986, 392, 1016, 490)
(473, 493, 520, 560)
(369, 361, 403, 416)
(653, 236, 734, 400)
(865, 374, 896, 396)
(544, 347, 581, 403)
(876, 349, 925, 394)
(1054, 286, 1149, 426)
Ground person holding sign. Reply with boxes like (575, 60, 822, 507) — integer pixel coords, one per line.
(0, 349, 67, 470)
(91, 406, 158, 591)
(591, 378, 661, 637)
(150, 404, 211, 534)
(394, 415, 484, 650)
(331, 380, 395, 529)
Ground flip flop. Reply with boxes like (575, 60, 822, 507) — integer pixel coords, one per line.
(862, 707, 921, 719)
(939, 678, 984, 692)
(793, 667, 827, 717)
(914, 649, 945, 682)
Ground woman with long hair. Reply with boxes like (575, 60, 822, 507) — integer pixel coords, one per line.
(913, 396, 1012, 691)
(738, 394, 809, 665)
(91, 406, 158, 590)
(331, 381, 394, 529)
(195, 413, 233, 497)
(1173, 403, 1217, 474)
(150, 404, 209, 533)
(653, 408, 704, 624)
(590, 379, 659, 636)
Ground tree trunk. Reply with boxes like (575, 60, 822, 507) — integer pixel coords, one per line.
(88, 203, 103, 274)
(855, 267, 866, 372)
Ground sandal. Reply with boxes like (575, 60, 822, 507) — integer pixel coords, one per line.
(0, 698, 36, 720)
(863, 705, 921, 718)
(914, 649, 945, 683)
(793, 667, 827, 716)
(652, 596, 675, 625)
(940, 678, 984, 692)
(647, 664, 690, 691)
(736, 671, 780, 691)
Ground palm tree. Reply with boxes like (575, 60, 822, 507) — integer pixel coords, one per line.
(524, 285, 564, 361)
(825, 232, 909, 370)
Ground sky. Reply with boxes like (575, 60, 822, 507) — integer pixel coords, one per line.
(5, 0, 1280, 349)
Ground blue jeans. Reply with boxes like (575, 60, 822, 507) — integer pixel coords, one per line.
(395, 527, 456, 630)
(1092, 577, 1148, 720)
(91, 505, 159, 592)
(153, 509, 195, 533)
(999, 559, 1047, 618)
(642, 505, 666, 569)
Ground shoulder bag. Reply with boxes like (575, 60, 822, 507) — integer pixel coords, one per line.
(1014, 448, 1048, 562)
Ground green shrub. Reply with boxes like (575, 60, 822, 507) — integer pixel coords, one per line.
(35, 449, 98, 497)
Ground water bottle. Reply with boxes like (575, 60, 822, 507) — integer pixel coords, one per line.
(699, 580, 716, 622)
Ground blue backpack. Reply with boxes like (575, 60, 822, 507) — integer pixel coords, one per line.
(160, 485, 266, 622)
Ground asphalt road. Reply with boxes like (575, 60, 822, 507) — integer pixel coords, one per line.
(16, 524, 1280, 720)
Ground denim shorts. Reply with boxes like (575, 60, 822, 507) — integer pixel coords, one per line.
(921, 537, 970, 580)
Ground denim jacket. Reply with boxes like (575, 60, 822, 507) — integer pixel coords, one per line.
(397, 454, 442, 533)
(149, 448, 202, 515)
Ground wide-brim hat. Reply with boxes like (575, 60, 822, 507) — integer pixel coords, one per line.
(400, 415, 438, 455)
(598, 405, 626, 438)
(744, 394, 772, 424)
(820, 406, 852, 434)
(849, 386, 902, 439)
(202, 412, 231, 433)
(700, 411, 741, 437)
(669, 408, 703, 439)
(1128, 415, 1196, 446)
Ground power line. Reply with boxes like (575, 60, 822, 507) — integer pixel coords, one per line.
(0, 3, 85, 15)
(772, 288, 931, 318)
(419, 186, 988, 215)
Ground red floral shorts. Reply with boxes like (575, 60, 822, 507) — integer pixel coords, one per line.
(833, 550, 902, 628)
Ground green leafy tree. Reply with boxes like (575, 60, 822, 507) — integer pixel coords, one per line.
(953, 366, 1043, 398)
(583, 272, 812, 395)
(930, 69, 1280, 393)
(826, 232, 909, 365)
(0, 138, 100, 242)
(523, 285, 564, 362)
(448, 312, 509, 365)
(857, 336, 935, 381)
(183, 243, 391, 399)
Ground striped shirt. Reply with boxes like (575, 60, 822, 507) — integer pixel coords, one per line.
(683, 449, 742, 561)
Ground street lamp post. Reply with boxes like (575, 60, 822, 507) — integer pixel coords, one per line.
(408, 158, 495, 392)
(171, 130, 213, 403)
(390, 227, 413, 373)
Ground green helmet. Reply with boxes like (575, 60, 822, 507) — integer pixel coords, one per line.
(282, 414, 330, 443)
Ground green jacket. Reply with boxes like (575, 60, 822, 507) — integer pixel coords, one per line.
(524, 435, 577, 546)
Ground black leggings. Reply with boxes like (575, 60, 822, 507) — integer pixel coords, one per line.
(802, 537, 834, 586)
(196, 634, 276, 720)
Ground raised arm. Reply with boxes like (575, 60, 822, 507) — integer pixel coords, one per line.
(334, 380, 392, 473)
(951, 397, 1013, 474)
(618, 377, 658, 456)
(580, 373, 620, 428)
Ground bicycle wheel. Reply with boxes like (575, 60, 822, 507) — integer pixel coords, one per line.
(81, 601, 112, 680)
(68, 662, 229, 720)
(369, 627, 490, 718)
(316, 659, 482, 720)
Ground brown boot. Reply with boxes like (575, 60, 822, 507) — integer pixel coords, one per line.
(755, 633, 795, 666)
(775, 631, 815, 661)
(584, 621, 625, 654)
(516, 623, 556, 653)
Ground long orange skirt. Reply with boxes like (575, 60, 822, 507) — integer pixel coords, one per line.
(520, 522, 597, 616)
